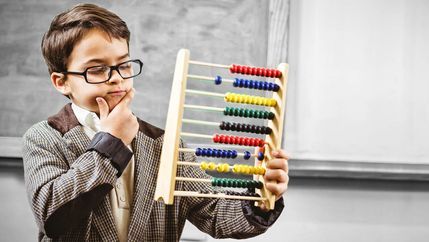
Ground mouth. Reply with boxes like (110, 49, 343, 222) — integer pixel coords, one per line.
(107, 90, 127, 96)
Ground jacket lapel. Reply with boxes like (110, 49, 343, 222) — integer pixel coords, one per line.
(127, 131, 159, 240)
(50, 104, 119, 241)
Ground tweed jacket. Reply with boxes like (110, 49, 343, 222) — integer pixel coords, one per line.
(23, 103, 284, 241)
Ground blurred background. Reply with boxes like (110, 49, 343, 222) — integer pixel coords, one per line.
(1, 0, 429, 241)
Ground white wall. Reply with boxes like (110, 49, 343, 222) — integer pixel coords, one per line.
(285, 0, 429, 164)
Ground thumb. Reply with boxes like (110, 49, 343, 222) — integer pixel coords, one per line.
(96, 97, 109, 119)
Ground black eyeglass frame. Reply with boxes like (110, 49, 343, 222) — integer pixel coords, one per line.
(61, 59, 143, 84)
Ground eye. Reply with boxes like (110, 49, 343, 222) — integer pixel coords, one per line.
(87, 66, 108, 74)
(119, 62, 132, 70)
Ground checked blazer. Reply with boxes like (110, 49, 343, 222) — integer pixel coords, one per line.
(23, 103, 284, 241)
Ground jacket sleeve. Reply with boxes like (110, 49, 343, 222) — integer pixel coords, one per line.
(22, 123, 131, 238)
(180, 147, 284, 239)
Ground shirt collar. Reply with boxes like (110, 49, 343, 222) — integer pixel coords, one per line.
(71, 103, 101, 132)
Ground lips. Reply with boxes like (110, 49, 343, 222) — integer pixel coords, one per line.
(108, 90, 127, 96)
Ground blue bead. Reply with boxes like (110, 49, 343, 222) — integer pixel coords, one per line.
(233, 78, 239, 87)
(231, 150, 237, 158)
(227, 151, 232, 158)
(262, 82, 268, 90)
(273, 84, 280, 91)
(255, 82, 261, 89)
(239, 79, 244, 87)
(207, 148, 213, 157)
(244, 80, 249, 88)
(244, 151, 251, 160)
(257, 152, 264, 161)
(213, 149, 219, 157)
(195, 148, 202, 156)
(268, 82, 274, 91)
(221, 150, 227, 158)
(215, 76, 222, 85)
(201, 149, 207, 156)
(249, 80, 254, 88)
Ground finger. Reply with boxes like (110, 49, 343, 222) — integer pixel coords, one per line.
(118, 88, 135, 108)
(264, 169, 288, 183)
(271, 149, 289, 160)
(266, 158, 288, 172)
(265, 180, 288, 197)
(96, 97, 110, 119)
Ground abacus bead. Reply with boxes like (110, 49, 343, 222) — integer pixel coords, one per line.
(215, 75, 222, 85)
(233, 78, 239, 87)
(268, 82, 274, 91)
(208, 162, 216, 170)
(266, 69, 272, 77)
(233, 108, 239, 116)
(268, 112, 275, 119)
(200, 162, 208, 170)
(263, 82, 268, 90)
(258, 152, 264, 161)
(221, 150, 227, 158)
(244, 151, 251, 160)
(244, 80, 249, 88)
(195, 148, 202, 156)
(212, 149, 218, 157)
(249, 80, 254, 88)
(226, 150, 232, 158)
(258, 139, 265, 147)
(213, 134, 219, 143)
(231, 150, 237, 158)
(273, 84, 280, 91)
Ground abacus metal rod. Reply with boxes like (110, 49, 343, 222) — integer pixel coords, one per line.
(173, 191, 266, 201)
(181, 132, 212, 139)
(182, 118, 218, 127)
(178, 148, 258, 158)
(187, 74, 234, 83)
(184, 104, 224, 113)
(176, 177, 211, 183)
(188, 60, 230, 69)
(186, 89, 225, 98)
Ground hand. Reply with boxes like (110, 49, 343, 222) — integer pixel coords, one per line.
(264, 149, 289, 201)
(96, 88, 139, 145)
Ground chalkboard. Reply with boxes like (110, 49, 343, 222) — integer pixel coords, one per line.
(0, 0, 271, 137)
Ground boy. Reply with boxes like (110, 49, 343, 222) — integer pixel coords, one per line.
(23, 3, 289, 241)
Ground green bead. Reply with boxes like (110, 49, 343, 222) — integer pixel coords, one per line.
(263, 112, 268, 119)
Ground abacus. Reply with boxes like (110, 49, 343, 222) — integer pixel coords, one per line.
(154, 49, 288, 210)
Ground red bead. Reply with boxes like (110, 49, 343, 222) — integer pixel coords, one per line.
(234, 136, 240, 144)
(228, 136, 235, 144)
(258, 139, 265, 147)
(266, 69, 272, 77)
(220, 135, 225, 143)
(276, 70, 282, 78)
(213, 134, 219, 143)
(261, 68, 267, 77)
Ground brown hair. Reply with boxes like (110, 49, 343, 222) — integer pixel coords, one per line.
(41, 3, 130, 74)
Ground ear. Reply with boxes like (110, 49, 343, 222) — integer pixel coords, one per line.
(51, 72, 71, 95)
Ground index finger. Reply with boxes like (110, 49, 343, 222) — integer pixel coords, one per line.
(118, 88, 135, 108)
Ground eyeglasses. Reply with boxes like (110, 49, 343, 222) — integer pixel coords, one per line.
(62, 59, 143, 84)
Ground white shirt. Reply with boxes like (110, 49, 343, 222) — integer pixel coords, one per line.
(71, 103, 134, 242)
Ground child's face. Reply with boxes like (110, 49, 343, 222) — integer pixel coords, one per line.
(54, 28, 133, 114)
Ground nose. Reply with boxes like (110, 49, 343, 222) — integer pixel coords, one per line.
(107, 69, 124, 85)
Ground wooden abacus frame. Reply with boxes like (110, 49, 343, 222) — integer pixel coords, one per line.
(154, 49, 288, 210)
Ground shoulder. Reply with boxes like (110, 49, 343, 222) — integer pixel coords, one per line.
(137, 118, 164, 140)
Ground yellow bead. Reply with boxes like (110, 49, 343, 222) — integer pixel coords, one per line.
(200, 162, 208, 170)
(270, 99, 277, 106)
(233, 164, 239, 173)
(223, 164, 230, 172)
(208, 162, 216, 170)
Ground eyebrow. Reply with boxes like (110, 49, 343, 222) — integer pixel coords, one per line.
(83, 53, 130, 66)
